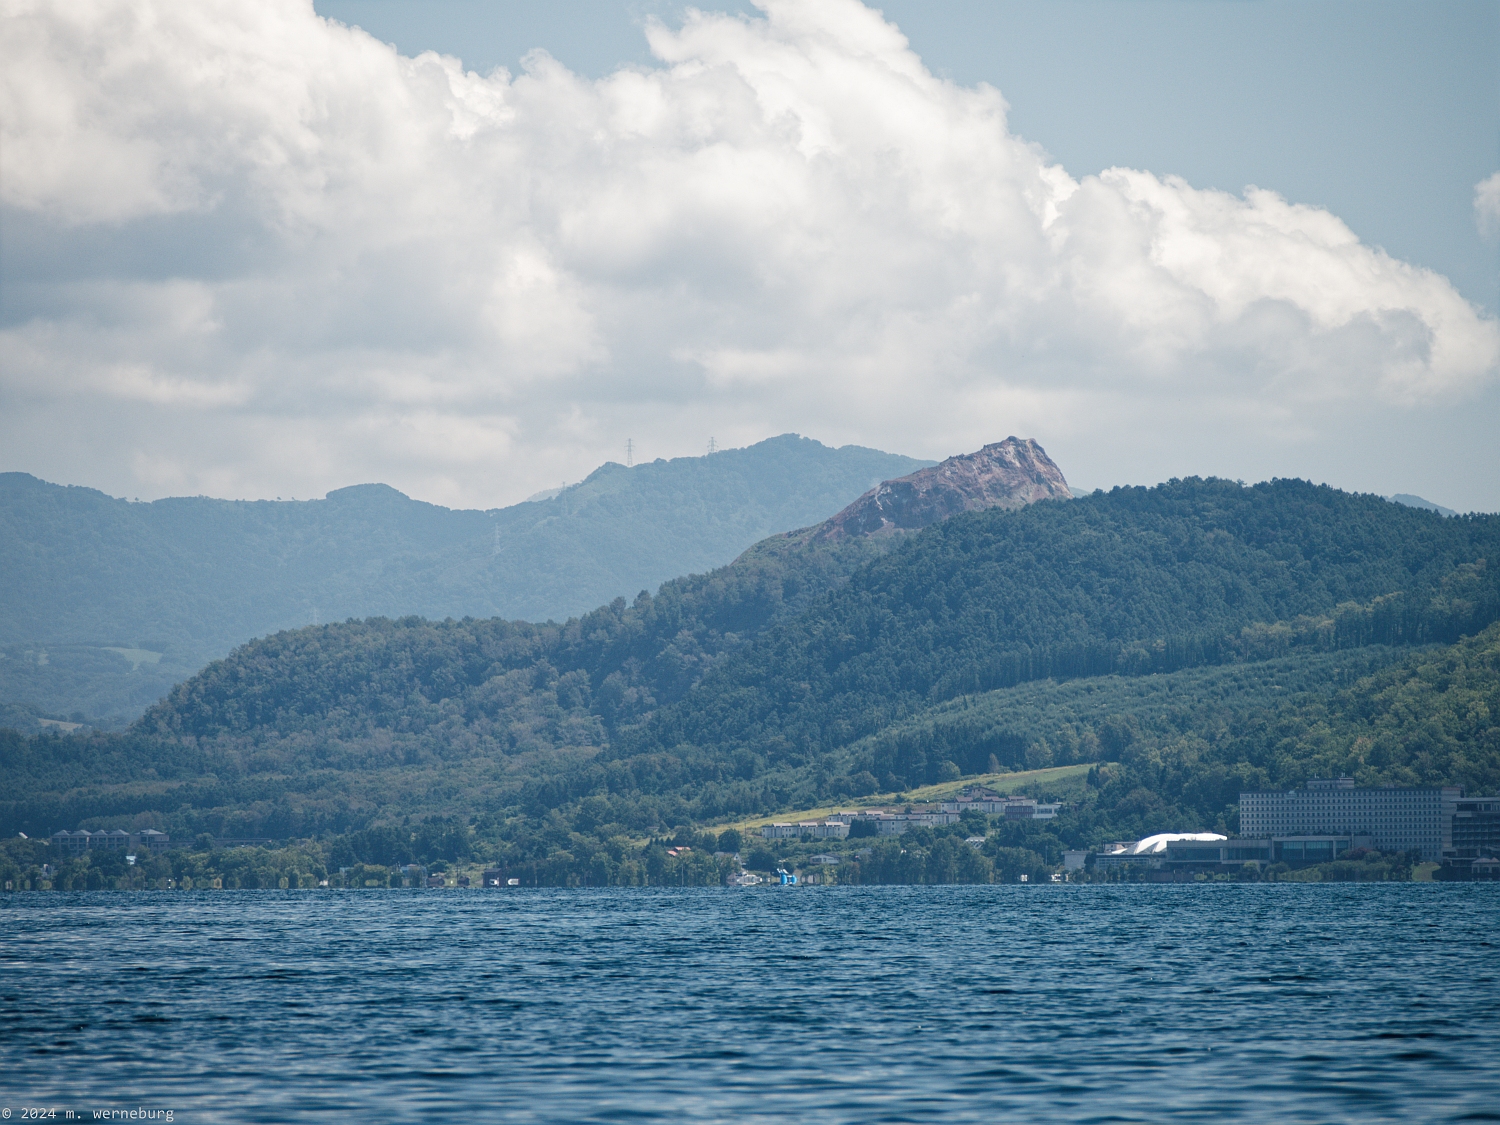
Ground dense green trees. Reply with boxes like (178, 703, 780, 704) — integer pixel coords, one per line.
(625, 479, 1498, 781)
(2, 477, 1497, 886)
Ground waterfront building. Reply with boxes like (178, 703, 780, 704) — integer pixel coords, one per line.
(1449, 796, 1500, 856)
(51, 830, 92, 854)
(1091, 833, 1227, 871)
(135, 829, 171, 852)
(1270, 836, 1367, 864)
(1239, 778, 1458, 862)
(49, 828, 171, 854)
(1225, 839, 1274, 863)
(1162, 839, 1251, 865)
(1095, 833, 1410, 874)
(1443, 796, 1500, 877)
(1165, 836, 1376, 869)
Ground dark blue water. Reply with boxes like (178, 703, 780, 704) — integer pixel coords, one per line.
(3, 884, 1498, 1123)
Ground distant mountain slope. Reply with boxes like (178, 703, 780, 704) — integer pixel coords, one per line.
(464, 435, 932, 622)
(7, 474, 1497, 852)
(0, 435, 930, 720)
(1390, 493, 1457, 518)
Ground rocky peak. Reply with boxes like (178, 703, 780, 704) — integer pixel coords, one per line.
(812, 437, 1071, 542)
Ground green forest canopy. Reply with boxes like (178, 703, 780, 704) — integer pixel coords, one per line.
(1, 477, 1497, 880)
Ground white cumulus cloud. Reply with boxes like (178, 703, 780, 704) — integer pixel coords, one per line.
(1, 0, 1496, 507)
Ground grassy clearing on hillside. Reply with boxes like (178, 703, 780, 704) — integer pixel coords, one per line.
(712, 764, 1091, 834)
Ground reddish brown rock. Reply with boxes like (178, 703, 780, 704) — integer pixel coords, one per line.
(812, 437, 1071, 542)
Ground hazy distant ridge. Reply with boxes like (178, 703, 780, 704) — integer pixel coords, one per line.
(0, 435, 930, 721)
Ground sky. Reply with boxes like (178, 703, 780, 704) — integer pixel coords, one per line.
(2, 0, 1498, 511)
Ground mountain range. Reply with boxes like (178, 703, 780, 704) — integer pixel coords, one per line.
(0, 435, 929, 724)
(3, 437, 1496, 881)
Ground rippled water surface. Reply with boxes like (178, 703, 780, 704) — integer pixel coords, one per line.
(3, 884, 1498, 1123)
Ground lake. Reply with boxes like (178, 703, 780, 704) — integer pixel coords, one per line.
(2, 884, 1497, 1123)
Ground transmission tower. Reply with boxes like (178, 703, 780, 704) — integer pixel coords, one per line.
(708, 436, 717, 454)
(626, 438, 634, 467)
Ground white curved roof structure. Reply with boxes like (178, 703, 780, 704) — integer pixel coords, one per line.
(1124, 832, 1226, 855)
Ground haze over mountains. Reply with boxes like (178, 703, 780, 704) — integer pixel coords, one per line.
(0, 435, 929, 724)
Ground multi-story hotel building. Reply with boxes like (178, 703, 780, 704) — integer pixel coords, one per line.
(1239, 778, 1460, 862)
(1445, 796, 1500, 876)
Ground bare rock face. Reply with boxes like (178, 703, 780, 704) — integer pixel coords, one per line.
(812, 437, 1071, 542)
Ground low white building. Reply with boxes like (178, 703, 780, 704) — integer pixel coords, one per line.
(939, 786, 1012, 814)
(759, 821, 851, 840)
(1091, 833, 1227, 871)
(50, 828, 172, 854)
(802, 821, 851, 839)
(868, 811, 962, 836)
(938, 788, 1067, 820)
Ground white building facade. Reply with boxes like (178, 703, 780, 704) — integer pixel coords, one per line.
(939, 788, 1066, 820)
(760, 821, 851, 840)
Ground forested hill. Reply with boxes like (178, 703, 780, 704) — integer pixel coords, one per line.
(0, 435, 929, 723)
(122, 480, 1500, 764)
(8, 475, 1496, 853)
(622, 477, 1500, 782)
